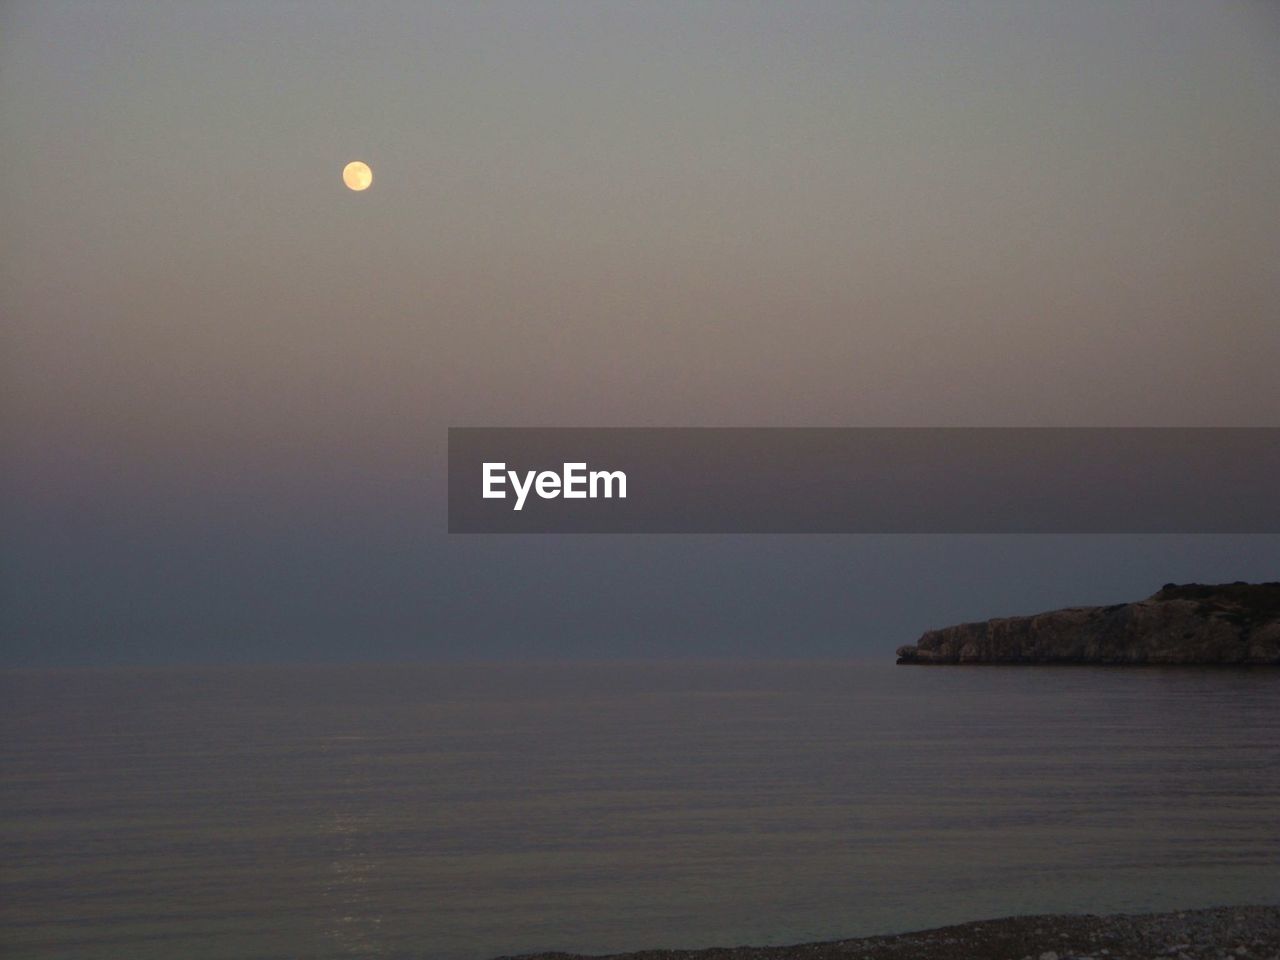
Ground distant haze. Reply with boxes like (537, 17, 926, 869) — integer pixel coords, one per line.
(2, 1, 1278, 665)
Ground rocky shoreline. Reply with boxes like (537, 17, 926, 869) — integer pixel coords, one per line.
(499, 905, 1280, 960)
(896, 582, 1280, 665)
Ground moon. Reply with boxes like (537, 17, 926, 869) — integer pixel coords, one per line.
(342, 160, 372, 192)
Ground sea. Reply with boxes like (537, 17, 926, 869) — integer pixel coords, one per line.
(2, 661, 1277, 959)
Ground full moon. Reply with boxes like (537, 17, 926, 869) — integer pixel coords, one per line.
(342, 160, 372, 192)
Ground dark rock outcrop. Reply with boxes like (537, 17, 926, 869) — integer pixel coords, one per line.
(896, 581, 1280, 665)
(495, 904, 1280, 960)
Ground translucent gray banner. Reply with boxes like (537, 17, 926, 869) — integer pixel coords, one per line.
(448, 428, 1280, 533)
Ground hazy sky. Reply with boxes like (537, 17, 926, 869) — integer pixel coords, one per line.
(2, 1, 1278, 665)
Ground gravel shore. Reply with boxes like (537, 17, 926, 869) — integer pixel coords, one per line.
(500, 905, 1280, 960)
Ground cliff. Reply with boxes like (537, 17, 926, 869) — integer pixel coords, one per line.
(895, 582, 1280, 665)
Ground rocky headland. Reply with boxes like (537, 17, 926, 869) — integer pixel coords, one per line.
(497, 905, 1280, 960)
(896, 582, 1280, 665)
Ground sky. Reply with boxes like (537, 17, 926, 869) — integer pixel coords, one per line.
(2, 1, 1278, 666)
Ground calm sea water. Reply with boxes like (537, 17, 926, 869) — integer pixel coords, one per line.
(1, 661, 1277, 959)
